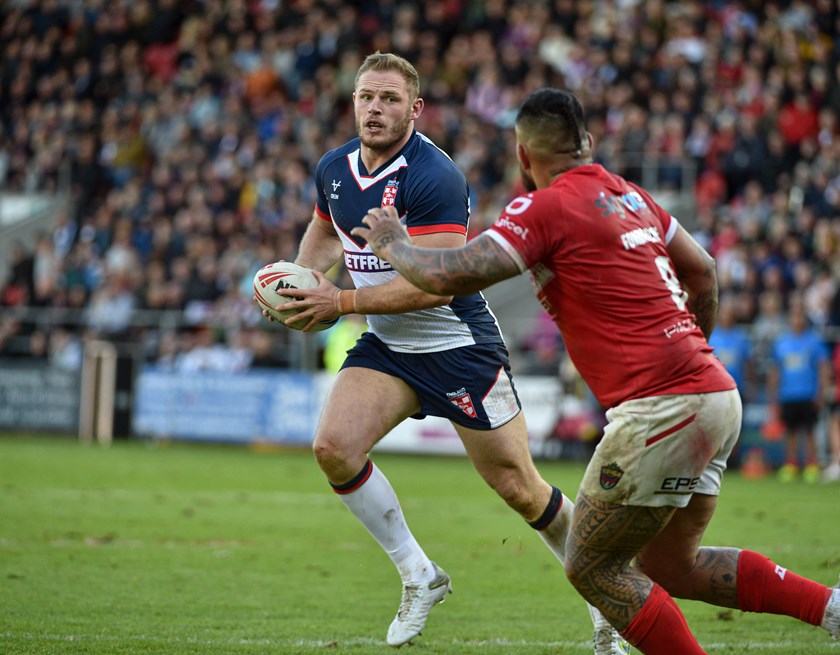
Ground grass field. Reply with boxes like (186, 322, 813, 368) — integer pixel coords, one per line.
(2, 434, 840, 655)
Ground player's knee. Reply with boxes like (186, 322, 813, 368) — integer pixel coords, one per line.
(563, 555, 589, 594)
(487, 470, 539, 516)
(563, 537, 612, 594)
(636, 556, 662, 584)
(636, 553, 692, 591)
(312, 434, 344, 472)
(312, 431, 369, 480)
(638, 544, 704, 591)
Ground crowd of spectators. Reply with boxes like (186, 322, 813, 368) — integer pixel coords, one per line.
(0, 0, 839, 393)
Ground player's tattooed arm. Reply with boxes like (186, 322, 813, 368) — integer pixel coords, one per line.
(667, 224, 719, 340)
(688, 266, 719, 341)
(353, 207, 521, 295)
(382, 235, 519, 295)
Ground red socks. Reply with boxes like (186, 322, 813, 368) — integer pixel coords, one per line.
(737, 549, 831, 625)
(622, 583, 707, 654)
(620, 551, 832, 654)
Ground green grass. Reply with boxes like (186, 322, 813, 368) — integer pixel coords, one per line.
(1, 435, 839, 654)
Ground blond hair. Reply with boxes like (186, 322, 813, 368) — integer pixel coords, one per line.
(354, 51, 420, 100)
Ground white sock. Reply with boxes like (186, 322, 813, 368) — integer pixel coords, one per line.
(534, 491, 617, 634)
(534, 490, 574, 563)
(335, 461, 434, 584)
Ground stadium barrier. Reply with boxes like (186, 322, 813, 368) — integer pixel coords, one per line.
(128, 368, 822, 466)
(0, 359, 81, 433)
(0, 352, 801, 467)
(131, 366, 567, 456)
(0, 321, 832, 466)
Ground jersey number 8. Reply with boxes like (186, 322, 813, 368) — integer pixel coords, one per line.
(655, 255, 689, 311)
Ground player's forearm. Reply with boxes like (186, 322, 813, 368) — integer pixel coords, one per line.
(381, 236, 517, 297)
(353, 273, 452, 314)
(678, 255, 719, 341)
(375, 241, 459, 295)
(667, 225, 719, 341)
(295, 216, 344, 271)
(687, 281, 718, 342)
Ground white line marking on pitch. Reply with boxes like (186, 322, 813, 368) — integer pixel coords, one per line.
(2, 633, 838, 651)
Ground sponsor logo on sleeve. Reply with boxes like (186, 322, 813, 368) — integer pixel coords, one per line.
(494, 215, 529, 240)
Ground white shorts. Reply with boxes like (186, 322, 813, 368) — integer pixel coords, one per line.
(579, 389, 742, 508)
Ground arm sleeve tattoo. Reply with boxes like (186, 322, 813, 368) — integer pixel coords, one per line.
(385, 234, 521, 295)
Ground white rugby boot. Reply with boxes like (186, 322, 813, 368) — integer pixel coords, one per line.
(822, 579, 840, 639)
(823, 463, 840, 482)
(590, 604, 632, 655)
(386, 562, 452, 647)
(593, 625, 632, 654)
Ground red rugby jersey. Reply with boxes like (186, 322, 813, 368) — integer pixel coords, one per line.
(487, 164, 734, 408)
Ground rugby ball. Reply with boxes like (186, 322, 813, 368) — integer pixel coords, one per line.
(253, 261, 338, 332)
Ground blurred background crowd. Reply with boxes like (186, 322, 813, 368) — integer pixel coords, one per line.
(0, 0, 839, 406)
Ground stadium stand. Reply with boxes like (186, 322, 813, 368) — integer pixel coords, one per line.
(0, 0, 839, 404)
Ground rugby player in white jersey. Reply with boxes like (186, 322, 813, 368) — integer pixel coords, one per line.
(351, 86, 840, 654)
(262, 53, 629, 654)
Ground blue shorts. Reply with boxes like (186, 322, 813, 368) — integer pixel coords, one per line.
(341, 332, 521, 430)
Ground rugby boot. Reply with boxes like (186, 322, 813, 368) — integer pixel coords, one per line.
(386, 562, 452, 647)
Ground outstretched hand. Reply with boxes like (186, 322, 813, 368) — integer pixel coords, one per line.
(351, 206, 410, 259)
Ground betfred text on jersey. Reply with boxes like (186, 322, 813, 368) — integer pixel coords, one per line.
(344, 251, 394, 272)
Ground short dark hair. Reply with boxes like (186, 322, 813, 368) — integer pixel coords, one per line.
(516, 88, 586, 156)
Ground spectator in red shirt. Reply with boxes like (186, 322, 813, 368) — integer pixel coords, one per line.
(777, 91, 820, 148)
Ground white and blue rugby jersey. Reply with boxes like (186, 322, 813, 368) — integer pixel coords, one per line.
(314, 130, 504, 353)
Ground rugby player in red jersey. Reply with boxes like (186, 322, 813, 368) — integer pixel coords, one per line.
(353, 87, 840, 654)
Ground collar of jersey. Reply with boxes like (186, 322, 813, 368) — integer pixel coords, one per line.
(347, 149, 409, 190)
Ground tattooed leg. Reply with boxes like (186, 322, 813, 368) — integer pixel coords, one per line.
(564, 491, 675, 631)
(569, 491, 833, 639)
(637, 546, 741, 607)
(635, 492, 740, 607)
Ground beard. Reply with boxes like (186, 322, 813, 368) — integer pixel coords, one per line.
(519, 166, 537, 192)
(356, 111, 413, 152)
